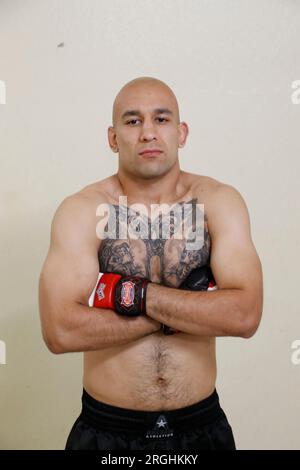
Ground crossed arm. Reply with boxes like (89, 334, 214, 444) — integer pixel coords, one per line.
(39, 194, 161, 354)
(39, 185, 263, 355)
(146, 184, 263, 338)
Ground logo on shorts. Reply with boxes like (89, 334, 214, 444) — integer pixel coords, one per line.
(121, 281, 135, 307)
(96, 283, 106, 301)
(145, 414, 174, 439)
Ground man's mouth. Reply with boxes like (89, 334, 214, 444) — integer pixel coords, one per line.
(139, 149, 163, 157)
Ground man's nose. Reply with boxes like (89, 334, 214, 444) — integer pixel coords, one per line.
(139, 120, 157, 141)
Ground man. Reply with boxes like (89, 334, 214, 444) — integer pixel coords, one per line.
(39, 76, 263, 450)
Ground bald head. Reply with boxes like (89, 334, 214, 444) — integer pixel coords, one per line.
(112, 76, 180, 127)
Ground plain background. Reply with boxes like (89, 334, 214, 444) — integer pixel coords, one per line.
(0, 0, 299, 450)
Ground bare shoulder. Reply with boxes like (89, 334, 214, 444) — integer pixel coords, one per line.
(187, 173, 250, 235)
(206, 180, 249, 215)
(189, 173, 247, 208)
(78, 174, 117, 204)
(50, 179, 113, 249)
(53, 175, 116, 223)
(182, 171, 221, 198)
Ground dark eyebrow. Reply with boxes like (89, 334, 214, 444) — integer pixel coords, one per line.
(121, 108, 173, 120)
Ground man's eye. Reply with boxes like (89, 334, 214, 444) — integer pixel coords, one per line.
(126, 119, 140, 125)
(156, 117, 168, 123)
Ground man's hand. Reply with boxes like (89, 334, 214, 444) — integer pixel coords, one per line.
(180, 265, 217, 292)
(89, 272, 150, 316)
(162, 265, 217, 335)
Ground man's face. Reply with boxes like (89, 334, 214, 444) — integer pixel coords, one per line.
(108, 84, 188, 180)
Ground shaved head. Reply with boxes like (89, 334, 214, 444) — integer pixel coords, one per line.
(112, 76, 180, 127)
(107, 76, 188, 182)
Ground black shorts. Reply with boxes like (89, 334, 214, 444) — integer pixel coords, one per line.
(65, 388, 236, 450)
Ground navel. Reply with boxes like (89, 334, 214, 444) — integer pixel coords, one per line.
(156, 376, 167, 385)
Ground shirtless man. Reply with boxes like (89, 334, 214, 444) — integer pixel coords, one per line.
(38, 76, 263, 450)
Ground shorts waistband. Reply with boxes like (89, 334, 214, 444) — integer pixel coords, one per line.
(80, 388, 224, 437)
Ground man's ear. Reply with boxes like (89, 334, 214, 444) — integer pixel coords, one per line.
(108, 126, 119, 153)
(178, 121, 189, 148)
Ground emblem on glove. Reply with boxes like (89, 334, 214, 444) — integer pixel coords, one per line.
(121, 280, 135, 307)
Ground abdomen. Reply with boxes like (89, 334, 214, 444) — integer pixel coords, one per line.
(83, 332, 216, 411)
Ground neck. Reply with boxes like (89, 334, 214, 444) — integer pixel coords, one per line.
(115, 163, 184, 205)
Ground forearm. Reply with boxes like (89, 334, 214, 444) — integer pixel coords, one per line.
(146, 283, 256, 338)
(43, 303, 161, 353)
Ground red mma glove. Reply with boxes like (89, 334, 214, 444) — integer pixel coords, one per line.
(89, 272, 150, 317)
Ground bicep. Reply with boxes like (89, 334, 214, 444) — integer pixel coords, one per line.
(208, 185, 263, 298)
(40, 247, 99, 313)
(39, 196, 100, 322)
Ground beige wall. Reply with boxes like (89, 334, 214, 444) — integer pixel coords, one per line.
(0, 0, 300, 449)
